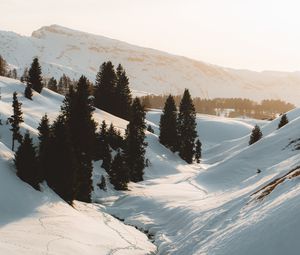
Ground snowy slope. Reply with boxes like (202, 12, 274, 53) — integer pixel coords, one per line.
(1, 25, 300, 104)
(0, 77, 155, 254)
(104, 108, 300, 254)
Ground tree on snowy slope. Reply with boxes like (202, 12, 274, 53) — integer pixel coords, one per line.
(159, 94, 178, 152)
(61, 76, 97, 202)
(47, 77, 58, 92)
(114, 64, 132, 120)
(0, 55, 8, 76)
(15, 132, 39, 190)
(249, 125, 263, 145)
(94, 61, 116, 114)
(177, 89, 198, 163)
(37, 114, 51, 182)
(8, 92, 24, 151)
(124, 98, 147, 182)
(195, 139, 202, 163)
(46, 115, 78, 204)
(28, 57, 43, 93)
(110, 150, 129, 190)
(278, 113, 289, 129)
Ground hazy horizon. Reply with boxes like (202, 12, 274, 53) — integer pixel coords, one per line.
(1, 0, 300, 72)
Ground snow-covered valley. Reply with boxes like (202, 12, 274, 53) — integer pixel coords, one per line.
(1, 76, 300, 254)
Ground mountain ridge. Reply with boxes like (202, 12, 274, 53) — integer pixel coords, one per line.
(1, 24, 300, 105)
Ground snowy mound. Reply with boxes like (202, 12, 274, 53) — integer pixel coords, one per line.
(1, 25, 300, 104)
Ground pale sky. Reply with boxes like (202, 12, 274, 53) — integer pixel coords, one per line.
(1, 0, 300, 71)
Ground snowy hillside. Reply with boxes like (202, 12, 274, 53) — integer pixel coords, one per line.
(0, 77, 155, 254)
(2, 76, 300, 254)
(2, 25, 300, 104)
(105, 108, 300, 254)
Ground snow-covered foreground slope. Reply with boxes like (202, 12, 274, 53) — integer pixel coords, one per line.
(0, 77, 155, 254)
(2, 76, 300, 254)
(2, 24, 300, 104)
(104, 109, 300, 255)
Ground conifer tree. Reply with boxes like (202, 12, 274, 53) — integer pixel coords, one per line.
(14, 132, 39, 190)
(0, 55, 8, 76)
(107, 123, 123, 150)
(8, 92, 24, 151)
(95, 120, 108, 160)
(177, 89, 197, 163)
(94, 61, 116, 113)
(159, 95, 178, 152)
(195, 139, 202, 163)
(48, 77, 58, 92)
(278, 113, 289, 129)
(28, 57, 43, 93)
(37, 114, 50, 182)
(20, 68, 29, 83)
(110, 150, 129, 190)
(115, 64, 132, 120)
(24, 84, 33, 100)
(46, 115, 77, 204)
(62, 76, 97, 202)
(249, 125, 263, 145)
(124, 98, 147, 182)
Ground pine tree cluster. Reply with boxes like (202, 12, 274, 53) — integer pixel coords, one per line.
(94, 62, 132, 120)
(13, 63, 148, 203)
(159, 89, 201, 164)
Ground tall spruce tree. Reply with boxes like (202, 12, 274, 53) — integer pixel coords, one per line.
(94, 61, 116, 113)
(37, 114, 50, 182)
(8, 92, 24, 151)
(48, 77, 58, 92)
(159, 95, 178, 152)
(115, 64, 132, 120)
(46, 115, 78, 204)
(249, 125, 263, 145)
(195, 139, 202, 163)
(95, 120, 108, 160)
(177, 89, 197, 163)
(62, 76, 97, 202)
(28, 57, 43, 93)
(124, 98, 147, 182)
(15, 132, 39, 190)
(110, 150, 129, 190)
(278, 113, 289, 129)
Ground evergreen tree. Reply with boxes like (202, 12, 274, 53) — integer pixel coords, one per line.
(94, 61, 116, 113)
(20, 67, 29, 83)
(8, 92, 24, 151)
(48, 77, 58, 92)
(110, 150, 129, 190)
(14, 132, 39, 190)
(24, 84, 33, 100)
(107, 123, 123, 150)
(195, 139, 202, 163)
(46, 115, 77, 204)
(159, 95, 178, 152)
(0, 55, 8, 76)
(28, 57, 43, 93)
(124, 98, 147, 182)
(97, 175, 107, 191)
(37, 114, 51, 182)
(278, 113, 289, 129)
(95, 120, 108, 160)
(115, 64, 132, 120)
(249, 125, 263, 145)
(177, 89, 197, 163)
(62, 76, 97, 202)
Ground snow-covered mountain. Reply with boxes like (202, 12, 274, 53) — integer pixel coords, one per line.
(1, 24, 300, 104)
